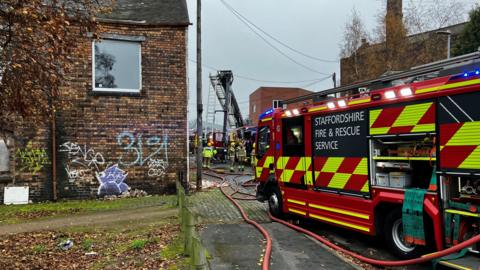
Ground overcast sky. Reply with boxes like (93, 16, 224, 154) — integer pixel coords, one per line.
(185, 0, 478, 127)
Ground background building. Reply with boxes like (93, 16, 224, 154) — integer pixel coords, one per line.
(340, 0, 466, 86)
(249, 87, 313, 122)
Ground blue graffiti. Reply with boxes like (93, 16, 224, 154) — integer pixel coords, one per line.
(96, 164, 129, 196)
(117, 131, 168, 167)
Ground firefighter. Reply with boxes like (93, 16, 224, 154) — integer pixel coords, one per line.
(203, 143, 216, 169)
(228, 142, 236, 172)
(236, 141, 247, 172)
(251, 142, 256, 172)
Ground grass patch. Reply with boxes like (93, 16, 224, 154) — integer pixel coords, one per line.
(82, 239, 94, 251)
(32, 244, 46, 254)
(160, 233, 189, 270)
(0, 195, 176, 225)
(129, 239, 148, 251)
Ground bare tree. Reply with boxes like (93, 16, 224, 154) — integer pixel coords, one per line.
(0, 0, 113, 128)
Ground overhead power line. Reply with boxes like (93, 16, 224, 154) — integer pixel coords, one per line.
(301, 75, 333, 88)
(220, 0, 338, 64)
(188, 59, 331, 84)
(219, 0, 332, 76)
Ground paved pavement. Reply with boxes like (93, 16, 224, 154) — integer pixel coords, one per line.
(191, 171, 359, 270)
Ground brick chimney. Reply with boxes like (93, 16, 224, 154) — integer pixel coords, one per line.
(386, 0, 403, 46)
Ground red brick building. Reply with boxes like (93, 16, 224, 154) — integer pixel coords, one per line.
(0, 0, 190, 202)
(249, 87, 313, 122)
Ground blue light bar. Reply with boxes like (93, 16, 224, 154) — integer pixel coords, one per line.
(259, 108, 274, 120)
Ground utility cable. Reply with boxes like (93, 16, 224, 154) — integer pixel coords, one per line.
(219, 0, 331, 76)
(188, 59, 332, 84)
(220, 0, 338, 64)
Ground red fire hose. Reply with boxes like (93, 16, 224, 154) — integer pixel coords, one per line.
(204, 171, 272, 270)
(206, 170, 480, 267)
(269, 213, 480, 267)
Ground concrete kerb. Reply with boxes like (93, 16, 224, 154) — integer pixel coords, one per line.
(176, 180, 210, 270)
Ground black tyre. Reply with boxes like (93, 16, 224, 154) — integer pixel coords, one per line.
(268, 185, 284, 218)
(384, 208, 423, 259)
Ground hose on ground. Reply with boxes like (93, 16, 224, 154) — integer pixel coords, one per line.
(269, 213, 480, 267)
(204, 171, 271, 270)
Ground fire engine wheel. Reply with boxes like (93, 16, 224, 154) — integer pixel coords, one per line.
(268, 186, 283, 218)
(384, 209, 422, 259)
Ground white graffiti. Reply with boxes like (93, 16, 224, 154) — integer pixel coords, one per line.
(59, 142, 105, 171)
(65, 165, 91, 183)
(117, 131, 169, 167)
(147, 158, 168, 177)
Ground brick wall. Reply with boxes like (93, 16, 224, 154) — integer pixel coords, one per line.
(0, 23, 188, 202)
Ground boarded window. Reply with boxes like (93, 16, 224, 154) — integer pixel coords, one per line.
(0, 139, 9, 172)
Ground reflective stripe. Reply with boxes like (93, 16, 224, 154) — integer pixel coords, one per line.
(369, 109, 383, 128)
(309, 203, 370, 220)
(327, 173, 351, 189)
(309, 106, 328, 112)
(288, 199, 306, 206)
(392, 103, 431, 127)
(288, 208, 306, 216)
(321, 157, 344, 173)
(370, 127, 390, 135)
(348, 97, 371, 105)
(446, 122, 480, 146)
(411, 123, 435, 132)
(445, 209, 480, 217)
(439, 261, 473, 270)
(353, 158, 368, 175)
(416, 78, 480, 94)
(360, 181, 369, 193)
(460, 146, 480, 169)
(261, 117, 272, 122)
(309, 213, 370, 232)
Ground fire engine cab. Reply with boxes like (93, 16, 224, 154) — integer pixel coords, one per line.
(255, 51, 480, 268)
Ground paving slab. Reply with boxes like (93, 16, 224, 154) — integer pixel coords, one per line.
(201, 222, 356, 270)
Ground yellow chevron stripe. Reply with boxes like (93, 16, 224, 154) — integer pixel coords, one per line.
(295, 157, 306, 171)
(327, 173, 351, 189)
(361, 181, 370, 193)
(446, 122, 480, 146)
(309, 106, 328, 112)
(348, 97, 371, 105)
(255, 167, 263, 178)
(309, 213, 370, 232)
(276, 156, 290, 169)
(321, 157, 344, 173)
(415, 78, 480, 94)
(392, 103, 432, 127)
(353, 158, 368, 175)
(305, 172, 313, 185)
(309, 203, 370, 220)
(281, 169, 294, 183)
(411, 123, 435, 132)
(288, 199, 306, 206)
(289, 208, 306, 216)
(459, 146, 480, 169)
(370, 109, 383, 128)
(370, 127, 390, 135)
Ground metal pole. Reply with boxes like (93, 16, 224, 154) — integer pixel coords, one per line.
(447, 34, 451, 59)
(196, 0, 203, 191)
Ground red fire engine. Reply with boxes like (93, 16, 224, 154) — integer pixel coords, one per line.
(255, 52, 480, 268)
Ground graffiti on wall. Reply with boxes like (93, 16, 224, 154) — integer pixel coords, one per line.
(96, 164, 129, 196)
(59, 142, 107, 183)
(59, 142, 105, 171)
(15, 142, 50, 174)
(117, 131, 169, 175)
(147, 158, 168, 177)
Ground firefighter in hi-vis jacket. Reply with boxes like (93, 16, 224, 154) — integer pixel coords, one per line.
(202, 143, 216, 169)
(236, 141, 247, 172)
(228, 142, 236, 172)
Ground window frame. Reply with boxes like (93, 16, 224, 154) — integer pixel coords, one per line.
(91, 39, 142, 93)
(256, 126, 271, 158)
(282, 116, 305, 157)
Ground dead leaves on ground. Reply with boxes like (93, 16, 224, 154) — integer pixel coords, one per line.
(0, 224, 182, 270)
